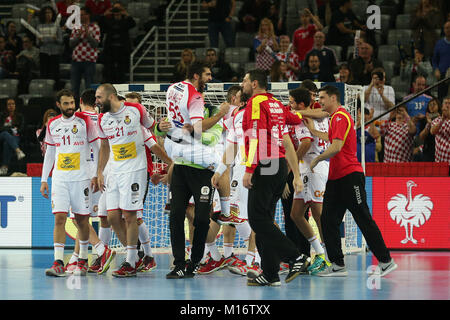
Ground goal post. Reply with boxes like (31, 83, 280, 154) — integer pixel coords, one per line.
(109, 82, 366, 255)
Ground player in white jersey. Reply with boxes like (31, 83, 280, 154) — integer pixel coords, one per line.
(95, 83, 163, 277)
(41, 89, 100, 277)
(288, 87, 331, 275)
(65, 89, 116, 274)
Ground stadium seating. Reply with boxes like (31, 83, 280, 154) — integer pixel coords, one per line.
(390, 75, 410, 101)
(378, 44, 400, 63)
(235, 31, 255, 48)
(395, 14, 411, 29)
(224, 47, 250, 64)
(11, 4, 29, 20)
(383, 61, 396, 84)
(0, 79, 19, 98)
(387, 29, 412, 46)
(127, 2, 152, 22)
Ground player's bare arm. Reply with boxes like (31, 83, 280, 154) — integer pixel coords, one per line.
(40, 145, 55, 198)
(310, 138, 344, 172)
(304, 117, 329, 141)
(97, 138, 110, 192)
(150, 143, 173, 166)
(211, 142, 238, 188)
(191, 101, 230, 136)
(283, 134, 303, 194)
(298, 108, 329, 119)
(296, 138, 312, 161)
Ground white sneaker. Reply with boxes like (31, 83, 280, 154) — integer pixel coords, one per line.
(378, 259, 398, 277)
(316, 262, 348, 277)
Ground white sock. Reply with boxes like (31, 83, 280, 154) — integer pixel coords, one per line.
(254, 250, 261, 264)
(54, 243, 64, 262)
(99, 227, 112, 246)
(187, 244, 192, 259)
(245, 251, 255, 266)
(223, 242, 234, 258)
(200, 245, 209, 263)
(79, 240, 89, 260)
(308, 235, 324, 255)
(235, 221, 251, 240)
(94, 241, 105, 256)
(206, 242, 221, 261)
(126, 246, 138, 267)
(69, 252, 78, 264)
(220, 196, 231, 217)
(138, 223, 152, 256)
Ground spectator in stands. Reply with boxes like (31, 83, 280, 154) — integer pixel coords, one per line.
(238, 0, 271, 33)
(417, 97, 441, 162)
(298, 52, 335, 82)
(326, 0, 368, 61)
(269, 60, 289, 82)
(57, 0, 76, 21)
(274, 35, 300, 80)
(380, 105, 416, 163)
(0, 36, 15, 79)
(100, 2, 136, 84)
(37, 6, 63, 87)
(349, 41, 383, 86)
(430, 96, 450, 164)
(411, 0, 443, 59)
(172, 48, 195, 82)
(337, 63, 352, 83)
(204, 48, 236, 82)
(356, 107, 380, 163)
(0, 98, 25, 176)
(292, 8, 323, 65)
(364, 68, 395, 121)
(36, 108, 58, 157)
(69, 7, 101, 99)
(432, 21, 450, 100)
(403, 75, 433, 133)
(268, 1, 282, 36)
(304, 31, 338, 78)
(202, 0, 235, 48)
(85, 0, 112, 22)
(278, 0, 318, 38)
(253, 18, 279, 71)
(5, 21, 22, 56)
(16, 36, 40, 94)
(400, 47, 433, 93)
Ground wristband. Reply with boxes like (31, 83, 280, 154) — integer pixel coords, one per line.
(215, 162, 227, 176)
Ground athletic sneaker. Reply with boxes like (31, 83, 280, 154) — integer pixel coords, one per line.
(135, 257, 144, 271)
(45, 260, 66, 277)
(166, 265, 185, 279)
(308, 254, 331, 275)
(316, 262, 348, 277)
(98, 247, 116, 275)
(140, 256, 157, 272)
(247, 274, 281, 287)
(197, 256, 227, 274)
(88, 256, 102, 273)
(377, 259, 398, 277)
(246, 262, 263, 278)
(184, 261, 200, 278)
(73, 259, 88, 276)
(225, 254, 247, 276)
(215, 213, 247, 225)
(285, 254, 311, 283)
(112, 262, 137, 278)
(65, 261, 77, 274)
(279, 262, 290, 275)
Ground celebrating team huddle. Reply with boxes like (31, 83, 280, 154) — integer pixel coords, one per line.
(40, 61, 397, 285)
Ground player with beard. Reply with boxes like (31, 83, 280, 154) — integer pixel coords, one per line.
(41, 89, 100, 277)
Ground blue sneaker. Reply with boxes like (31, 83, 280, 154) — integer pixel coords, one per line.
(308, 254, 331, 275)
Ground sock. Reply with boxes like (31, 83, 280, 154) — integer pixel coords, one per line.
(308, 235, 325, 255)
(94, 241, 105, 257)
(187, 244, 192, 260)
(99, 227, 112, 247)
(69, 252, 78, 264)
(223, 243, 234, 258)
(54, 243, 64, 262)
(220, 196, 231, 217)
(138, 223, 152, 256)
(126, 246, 138, 267)
(200, 246, 210, 264)
(79, 240, 89, 260)
(245, 251, 255, 266)
(254, 250, 261, 264)
(206, 242, 221, 261)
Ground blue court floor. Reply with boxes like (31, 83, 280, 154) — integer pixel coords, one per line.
(0, 249, 448, 300)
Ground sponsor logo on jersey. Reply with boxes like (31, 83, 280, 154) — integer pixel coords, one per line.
(57, 153, 81, 171)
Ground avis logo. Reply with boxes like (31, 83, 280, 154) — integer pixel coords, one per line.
(387, 180, 433, 244)
(0, 196, 17, 228)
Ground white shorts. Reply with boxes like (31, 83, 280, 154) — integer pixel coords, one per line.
(105, 168, 147, 212)
(51, 179, 91, 216)
(189, 190, 220, 213)
(229, 164, 248, 219)
(294, 160, 329, 204)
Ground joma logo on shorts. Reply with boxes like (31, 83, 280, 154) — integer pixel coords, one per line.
(354, 185, 362, 205)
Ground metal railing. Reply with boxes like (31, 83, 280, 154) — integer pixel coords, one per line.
(165, 0, 192, 61)
(129, 26, 159, 83)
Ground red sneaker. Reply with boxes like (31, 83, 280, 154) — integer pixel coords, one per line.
(112, 262, 137, 278)
(88, 256, 102, 273)
(216, 214, 247, 225)
(74, 259, 88, 276)
(45, 260, 66, 277)
(65, 261, 77, 274)
(135, 257, 144, 272)
(197, 256, 227, 274)
(225, 254, 248, 276)
(98, 247, 116, 275)
(141, 256, 157, 272)
(279, 262, 290, 275)
(246, 263, 263, 278)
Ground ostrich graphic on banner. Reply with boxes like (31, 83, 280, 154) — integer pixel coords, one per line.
(387, 180, 433, 244)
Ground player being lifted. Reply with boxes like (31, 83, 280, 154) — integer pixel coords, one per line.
(41, 89, 100, 277)
(95, 84, 171, 277)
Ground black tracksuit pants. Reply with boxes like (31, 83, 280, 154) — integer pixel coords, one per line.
(247, 159, 300, 279)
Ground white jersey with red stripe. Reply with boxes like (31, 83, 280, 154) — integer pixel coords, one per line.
(226, 107, 246, 166)
(45, 112, 98, 182)
(165, 81, 205, 143)
(82, 110, 99, 175)
(294, 117, 330, 165)
(97, 102, 155, 174)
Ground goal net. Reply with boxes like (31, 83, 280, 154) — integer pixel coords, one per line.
(110, 82, 365, 255)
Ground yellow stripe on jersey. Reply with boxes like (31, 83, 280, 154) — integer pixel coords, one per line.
(57, 153, 80, 171)
(245, 138, 258, 168)
(240, 145, 247, 165)
(251, 95, 268, 120)
(111, 141, 137, 161)
(330, 111, 351, 143)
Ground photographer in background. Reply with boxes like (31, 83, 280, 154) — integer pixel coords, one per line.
(400, 47, 433, 94)
(364, 68, 395, 121)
